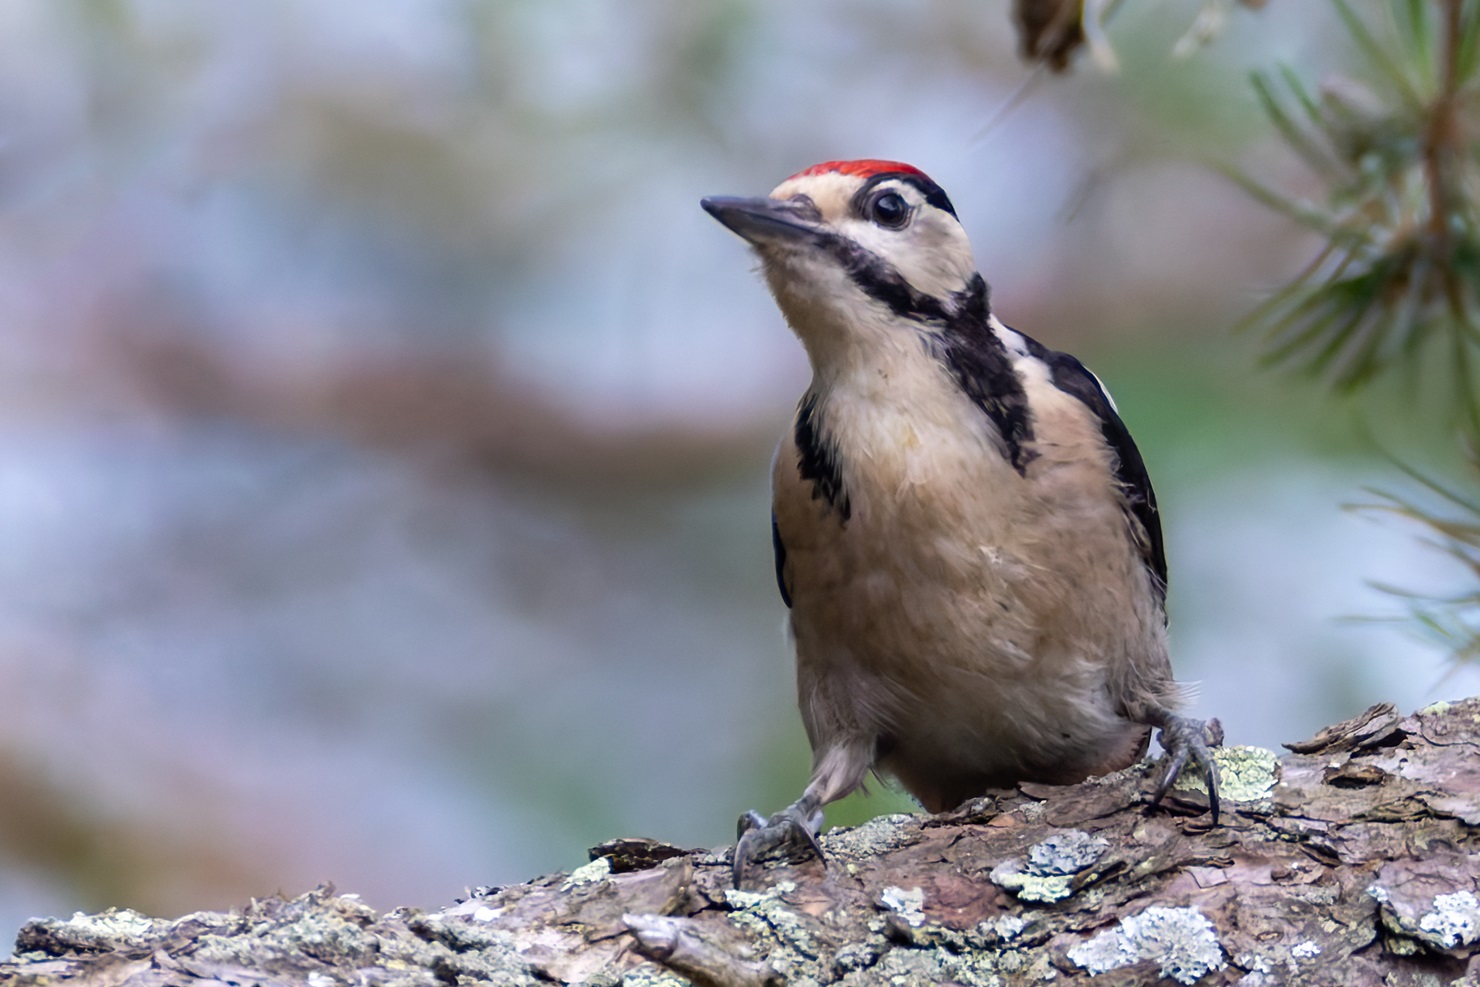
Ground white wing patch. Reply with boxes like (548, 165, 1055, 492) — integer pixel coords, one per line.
(1084, 367, 1119, 413)
(989, 315, 1120, 414)
(990, 317, 1032, 359)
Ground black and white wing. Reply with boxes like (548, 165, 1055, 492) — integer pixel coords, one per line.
(1013, 329, 1169, 604)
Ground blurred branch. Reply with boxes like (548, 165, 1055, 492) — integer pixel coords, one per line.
(0, 738, 269, 917)
(1010, 0, 1267, 73)
(1013, 0, 1087, 72)
(105, 326, 776, 493)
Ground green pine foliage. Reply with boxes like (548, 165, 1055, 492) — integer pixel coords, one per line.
(1235, 0, 1480, 430)
(1237, 0, 1480, 664)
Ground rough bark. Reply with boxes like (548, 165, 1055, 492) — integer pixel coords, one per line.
(8, 699, 1480, 986)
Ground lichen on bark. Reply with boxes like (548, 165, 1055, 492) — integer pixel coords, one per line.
(9, 699, 1480, 985)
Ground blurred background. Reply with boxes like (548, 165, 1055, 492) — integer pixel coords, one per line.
(0, 0, 1474, 939)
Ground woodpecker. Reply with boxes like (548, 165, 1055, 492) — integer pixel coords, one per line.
(702, 160, 1222, 885)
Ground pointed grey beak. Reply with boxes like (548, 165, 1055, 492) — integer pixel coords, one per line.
(701, 195, 822, 244)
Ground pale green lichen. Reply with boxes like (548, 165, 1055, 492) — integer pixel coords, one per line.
(620, 968, 693, 987)
(880, 887, 926, 928)
(723, 880, 796, 911)
(1370, 884, 1480, 952)
(1294, 885, 1339, 907)
(822, 813, 919, 859)
(1420, 700, 1453, 716)
(410, 912, 522, 956)
(832, 940, 885, 974)
(979, 914, 1026, 942)
(20, 890, 551, 987)
(561, 857, 612, 891)
(725, 881, 819, 965)
(1234, 951, 1272, 975)
(836, 943, 1002, 987)
(1169, 746, 1277, 803)
(1027, 830, 1109, 875)
(1417, 890, 1480, 948)
(990, 829, 1106, 903)
(1385, 935, 1422, 956)
(189, 901, 384, 968)
(64, 908, 167, 943)
(1217, 746, 1279, 803)
(989, 862, 1073, 903)
(993, 947, 1058, 980)
(1067, 905, 1225, 985)
(11, 908, 176, 959)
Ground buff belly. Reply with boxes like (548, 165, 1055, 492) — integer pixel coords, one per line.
(773, 376, 1162, 812)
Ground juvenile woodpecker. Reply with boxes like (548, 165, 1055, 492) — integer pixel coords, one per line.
(702, 160, 1221, 884)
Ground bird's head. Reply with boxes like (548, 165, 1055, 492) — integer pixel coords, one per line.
(702, 160, 983, 367)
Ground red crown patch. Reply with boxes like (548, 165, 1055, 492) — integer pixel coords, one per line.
(786, 159, 929, 182)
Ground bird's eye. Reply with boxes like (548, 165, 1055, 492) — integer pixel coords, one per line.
(868, 191, 911, 229)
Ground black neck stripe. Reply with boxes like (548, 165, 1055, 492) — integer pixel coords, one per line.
(935, 275, 1035, 474)
(809, 229, 952, 323)
(794, 392, 851, 521)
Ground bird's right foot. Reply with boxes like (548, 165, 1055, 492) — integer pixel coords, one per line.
(1148, 714, 1224, 825)
(732, 797, 824, 888)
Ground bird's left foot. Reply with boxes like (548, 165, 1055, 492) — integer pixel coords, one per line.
(1147, 715, 1223, 825)
(732, 797, 824, 887)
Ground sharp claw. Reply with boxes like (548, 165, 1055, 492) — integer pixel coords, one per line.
(1148, 746, 1189, 810)
(731, 801, 826, 887)
(1146, 714, 1222, 825)
(732, 828, 759, 888)
(794, 812, 825, 861)
(1198, 744, 1221, 827)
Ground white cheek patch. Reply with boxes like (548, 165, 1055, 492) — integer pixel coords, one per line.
(765, 172, 978, 313)
(845, 211, 976, 301)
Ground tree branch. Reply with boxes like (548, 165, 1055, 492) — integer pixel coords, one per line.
(8, 700, 1480, 985)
